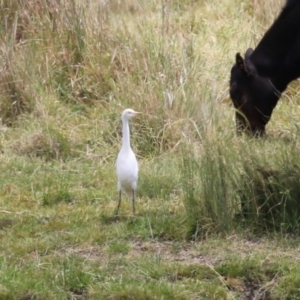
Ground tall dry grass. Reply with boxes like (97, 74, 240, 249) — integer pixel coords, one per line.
(0, 0, 299, 233)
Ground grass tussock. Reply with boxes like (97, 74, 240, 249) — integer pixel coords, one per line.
(13, 128, 71, 161)
(12, 127, 71, 160)
(181, 135, 300, 238)
(238, 157, 300, 234)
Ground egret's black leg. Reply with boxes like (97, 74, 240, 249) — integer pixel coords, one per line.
(132, 190, 136, 215)
(115, 190, 122, 216)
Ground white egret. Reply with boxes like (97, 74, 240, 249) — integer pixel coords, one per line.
(115, 108, 141, 216)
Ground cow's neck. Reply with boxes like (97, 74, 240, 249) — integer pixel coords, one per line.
(250, 3, 300, 93)
(252, 56, 299, 94)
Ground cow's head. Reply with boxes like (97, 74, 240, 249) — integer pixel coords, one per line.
(229, 48, 280, 135)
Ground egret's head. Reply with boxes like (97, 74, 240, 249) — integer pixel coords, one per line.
(121, 108, 141, 120)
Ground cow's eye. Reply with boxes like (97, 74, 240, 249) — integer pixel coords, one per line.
(230, 87, 244, 106)
(230, 85, 241, 99)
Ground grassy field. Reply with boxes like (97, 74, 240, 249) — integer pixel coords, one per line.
(1, 0, 300, 299)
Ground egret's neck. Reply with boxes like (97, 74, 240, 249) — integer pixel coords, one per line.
(122, 118, 131, 150)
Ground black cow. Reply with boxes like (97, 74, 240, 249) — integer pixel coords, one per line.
(229, 0, 300, 135)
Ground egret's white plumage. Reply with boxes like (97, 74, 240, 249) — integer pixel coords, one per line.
(115, 108, 140, 215)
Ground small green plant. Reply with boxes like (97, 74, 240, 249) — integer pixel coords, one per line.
(42, 188, 73, 206)
(108, 240, 131, 255)
(58, 255, 92, 296)
(41, 168, 73, 206)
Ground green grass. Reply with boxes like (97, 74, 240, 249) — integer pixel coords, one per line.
(1, 0, 300, 299)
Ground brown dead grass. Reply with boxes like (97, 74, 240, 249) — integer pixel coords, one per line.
(60, 235, 300, 267)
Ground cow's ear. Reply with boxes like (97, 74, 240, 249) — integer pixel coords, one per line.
(236, 51, 256, 76)
(236, 53, 246, 71)
(244, 48, 257, 76)
(245, 48, 254, 60)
